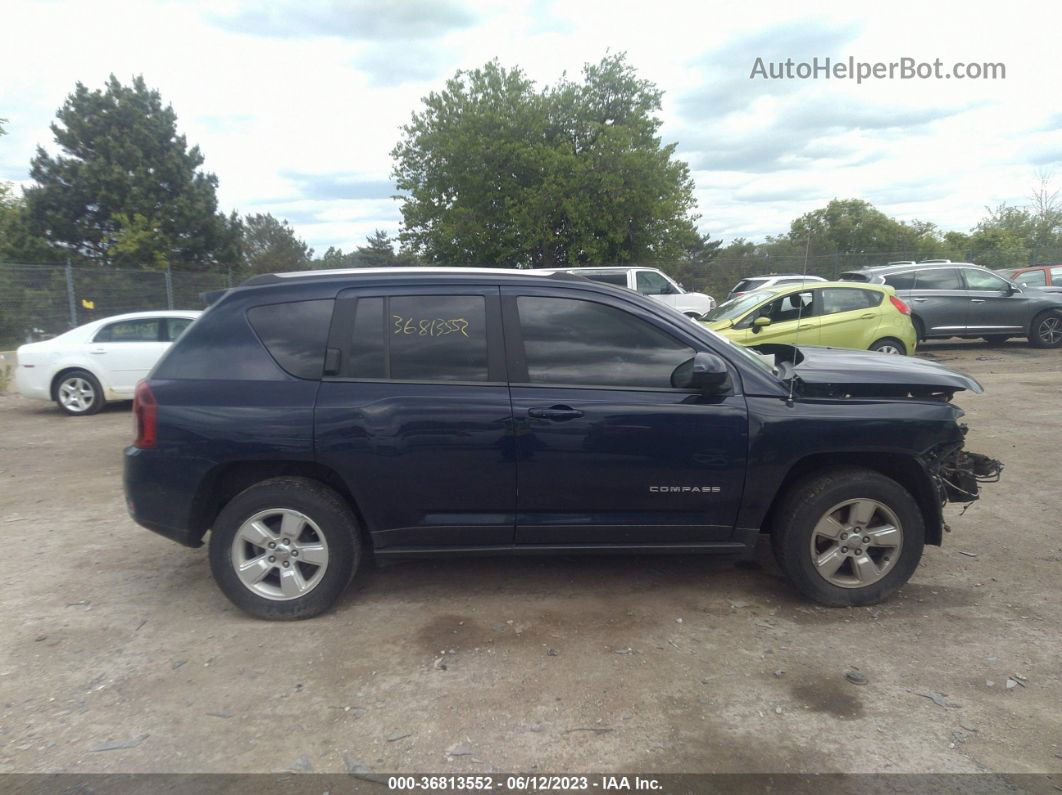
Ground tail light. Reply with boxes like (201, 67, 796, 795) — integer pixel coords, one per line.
(133, 379, 157, 449)
(889, 295, 911, 315)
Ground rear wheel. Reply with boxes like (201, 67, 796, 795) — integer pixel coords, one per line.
(868, 338, 907, 355)
(54, 369, 104, 416)
(209, 477, 360, 619)
(1029, 311, 1062, 348)
(771, 467, 925, 606)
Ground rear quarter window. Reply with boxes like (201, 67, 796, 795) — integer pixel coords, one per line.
(883, 272, 916, 290)
(247, 300, 335, 380)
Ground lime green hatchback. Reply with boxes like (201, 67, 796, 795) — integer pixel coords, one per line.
(702, 281, 918, 355)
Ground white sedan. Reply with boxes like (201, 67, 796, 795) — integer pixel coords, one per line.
(15, 310, 200, 416)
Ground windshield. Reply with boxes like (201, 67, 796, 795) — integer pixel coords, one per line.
(703, 292, 771, 323)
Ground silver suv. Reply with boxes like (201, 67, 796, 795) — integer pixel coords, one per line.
(839, 261, 1062, 347)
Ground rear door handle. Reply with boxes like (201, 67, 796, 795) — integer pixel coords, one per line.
(911, 298, 928, 302)
(89, 348, 107, 354)
(970, 298, 985, 303)
(859, 313, 874, 319)
(527, 405, 584, 421)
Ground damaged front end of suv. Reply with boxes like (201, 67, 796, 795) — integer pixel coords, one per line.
(759, 343, 1004, 525)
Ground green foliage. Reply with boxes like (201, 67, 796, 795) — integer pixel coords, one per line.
(240, 213, 313, 274)
(25, 75, 239, 269)
(391, 54, 701, 267)
(0, 184, 63, 264)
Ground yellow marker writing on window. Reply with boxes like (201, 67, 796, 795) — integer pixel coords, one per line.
(392, 316, 469, 337)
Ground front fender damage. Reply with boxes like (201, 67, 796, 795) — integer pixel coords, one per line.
(920, 438, 1002, 534)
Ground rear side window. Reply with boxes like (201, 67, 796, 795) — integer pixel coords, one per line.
(914, 269, 961, 290)
(583, 272, 629, 288)
(346, 295, 489, 382)
(247, 299, 334, 380)
(166, 317, 194, 341)
(94, 318, 161, 342)
(516, 296, 694, 388)
(731, 279, 763, 293)
(883, 272, 916, 290)
(819, 288, 880, 315)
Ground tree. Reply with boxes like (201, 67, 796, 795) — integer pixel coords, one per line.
(0, 184, 62, 263)
(25, 75, 240, 269)
(240, 213, 313, 274)
(391, 54, 702, 267)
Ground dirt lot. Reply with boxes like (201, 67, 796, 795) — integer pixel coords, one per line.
(0, 341, 1060, 776)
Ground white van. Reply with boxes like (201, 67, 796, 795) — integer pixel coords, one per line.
(557, 267, 716, 319)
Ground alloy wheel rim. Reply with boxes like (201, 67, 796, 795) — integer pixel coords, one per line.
(58, 377, 95, 412)
(1038, 316, 1062, 344)
(809, 498, 903, 588)
(876, 344, 902, 355)
(231, 509, 329, 601)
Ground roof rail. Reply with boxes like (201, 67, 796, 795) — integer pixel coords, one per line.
(918, 259, 952, 264)
(885, 260, 916, 266)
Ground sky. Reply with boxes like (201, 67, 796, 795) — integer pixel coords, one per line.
(2, 0, 1061, 255)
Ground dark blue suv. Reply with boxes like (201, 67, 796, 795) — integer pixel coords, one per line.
(124, 268, 999, 619)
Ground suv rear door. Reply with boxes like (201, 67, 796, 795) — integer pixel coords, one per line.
(905, 268, 968, 336)
(315, 286, 516, 551)
(501, 286, 748, 546)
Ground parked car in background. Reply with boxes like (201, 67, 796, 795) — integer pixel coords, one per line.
(839, 262, 1062, 348)
(557, 267, 716, 318)
(996, 264, 1062, 291)
(703, 282, 916, 354)
(725, 274, 827, 301)
(15, 310, 200, 415)
(124, 267, 998, 619)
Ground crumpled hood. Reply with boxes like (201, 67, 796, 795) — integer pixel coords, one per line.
(764, 344, 983, 394)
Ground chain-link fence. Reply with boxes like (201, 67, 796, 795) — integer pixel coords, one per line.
(0, 263, 233, 347)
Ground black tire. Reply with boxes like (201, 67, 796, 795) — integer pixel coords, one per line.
(209, 477, 360, 620)
(1028, 311, 1062, 348)
(770, 467, 925, 606)
(54, 369, 104, 416)
(982, 335, 1010, 346)
(911, 316, 926, 342)
(868, 337, 907, 355)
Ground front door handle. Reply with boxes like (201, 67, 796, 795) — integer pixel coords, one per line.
(89, 348, 107, 354)
(527, 405, 584, 421)
(970, 298, 985, 303)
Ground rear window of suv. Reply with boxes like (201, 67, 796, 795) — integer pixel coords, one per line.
(247, 300, 335, 380)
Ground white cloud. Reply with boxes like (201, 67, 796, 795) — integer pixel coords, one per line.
(2, 0, 1061, 254)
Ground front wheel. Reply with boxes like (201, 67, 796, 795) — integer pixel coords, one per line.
(771, 467, 925, 606)
(209, 477, 360, 619)
(55, 369, 104, 416)
(868, 338, 907, 355)
(1029, 311, 1062, 348)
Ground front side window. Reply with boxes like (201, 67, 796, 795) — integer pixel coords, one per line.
(914, 269, 961, 290)
(166, 317, 195, 341)
(819, 288, 880, 315)
(963, 269, 1011, 291)
(751, 290, 816, 325)
(1014, 270, 1046, 287)
(635, 270, 673, 296)
(516, 296, 694, 388)
(94, 319, 161, 343)
(347, 295, 488, 382)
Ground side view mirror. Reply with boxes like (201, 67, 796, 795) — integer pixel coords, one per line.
(1012, 283, 1024, 293)
(690, 352, 731, 393)
(751, 316, 772, 334)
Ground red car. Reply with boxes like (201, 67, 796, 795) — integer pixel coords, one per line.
(999, 264, 1062, 289)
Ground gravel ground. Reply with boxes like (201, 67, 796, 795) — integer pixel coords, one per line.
(0, 341, 1060, 776)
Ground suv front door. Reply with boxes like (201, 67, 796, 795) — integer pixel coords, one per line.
(315, 287, 516, 550)
(502, 288, 749, 546)
(961, 268, 1027, 335)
